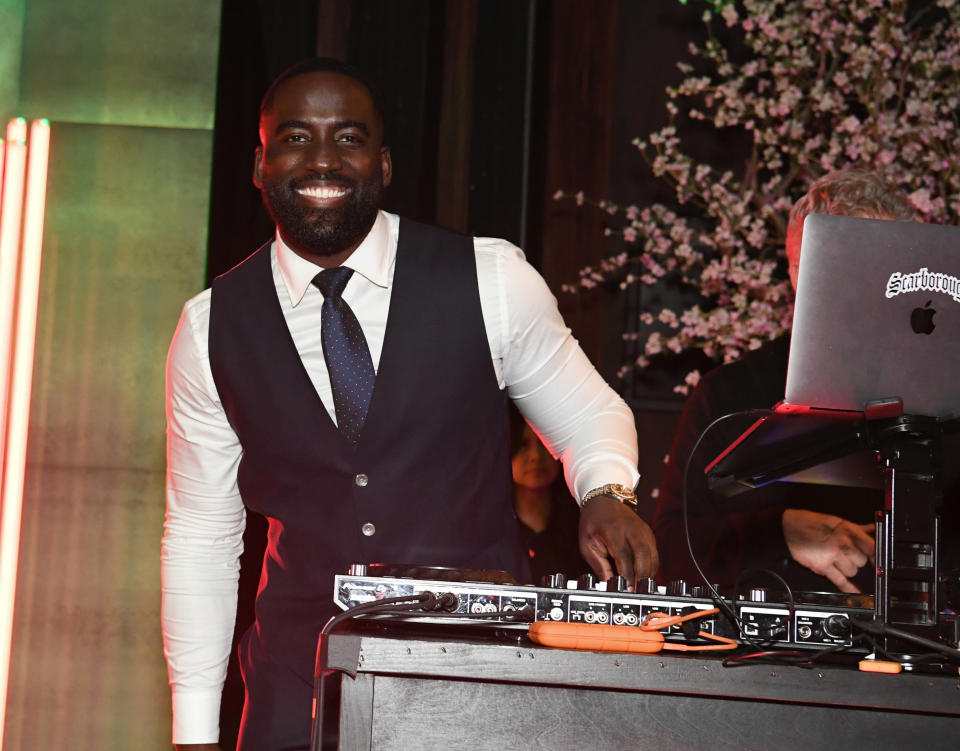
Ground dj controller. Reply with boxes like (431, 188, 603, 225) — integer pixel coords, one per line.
(334, 564, 874, 650)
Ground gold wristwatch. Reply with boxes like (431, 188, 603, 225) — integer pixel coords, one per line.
(581, 483, 639, 511)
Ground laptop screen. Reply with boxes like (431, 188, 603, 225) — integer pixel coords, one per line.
(784, 213, 960, 419)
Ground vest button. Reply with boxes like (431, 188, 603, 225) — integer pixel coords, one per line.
(361, 522, 376, 537)
(355, 473, 369, 487)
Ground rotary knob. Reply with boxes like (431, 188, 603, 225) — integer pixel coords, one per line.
(347, 564, 367, 576)
(667, 579, 689, 597)
(748, 587, 767, 602)
(635, 577, 658, 594)
(541, 573, 567, 589)
(577, 573, 596, 590)
(606, 575, 627, 593)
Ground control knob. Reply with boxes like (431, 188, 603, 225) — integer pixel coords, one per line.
(541, 573, 567, 589)
(635, 577, 658, 594)
(824, 614, 851, 639)
(577, 573, 596, 590)
(606, 575, 627, 593)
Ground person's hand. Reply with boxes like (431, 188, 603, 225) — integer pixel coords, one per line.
(782, 508, 875, 593)
(579, 496, 659, 590)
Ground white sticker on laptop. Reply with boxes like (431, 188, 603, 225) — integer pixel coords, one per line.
(885, 267, 960, 302)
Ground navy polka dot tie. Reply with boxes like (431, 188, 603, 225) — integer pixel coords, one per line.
(313, 267, 375, 446)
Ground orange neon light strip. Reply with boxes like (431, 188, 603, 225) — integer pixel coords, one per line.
(0, 118, 50, 750)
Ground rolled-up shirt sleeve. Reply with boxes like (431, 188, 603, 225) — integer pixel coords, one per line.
(162, 291, 246, 745)
(475, 238, 640, 505)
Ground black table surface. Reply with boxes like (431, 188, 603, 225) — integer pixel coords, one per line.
(324, 622, 960, 751)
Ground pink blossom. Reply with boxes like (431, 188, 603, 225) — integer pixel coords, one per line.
(909, 188, 935, 214)
(558, 0, 960, 390)
(721, 4, 739, 27)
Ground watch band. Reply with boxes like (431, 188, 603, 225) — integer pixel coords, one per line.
(580, 483, 639, 510)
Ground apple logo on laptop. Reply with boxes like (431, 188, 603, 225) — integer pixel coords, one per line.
(910, 300, 936, 335)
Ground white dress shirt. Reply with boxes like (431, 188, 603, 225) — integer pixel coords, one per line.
(162, 210, 640, 744)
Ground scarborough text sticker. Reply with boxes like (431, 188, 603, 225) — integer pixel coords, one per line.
(886, 267, 960, 302)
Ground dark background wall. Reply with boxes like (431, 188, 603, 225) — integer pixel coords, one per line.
(208, 0, 715, 398)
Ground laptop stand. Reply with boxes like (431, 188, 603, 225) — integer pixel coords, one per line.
(705, 401, 959, 660)
(868, 412, 948, 657)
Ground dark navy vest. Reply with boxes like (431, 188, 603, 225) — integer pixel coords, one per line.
(208, 218, 527, 675)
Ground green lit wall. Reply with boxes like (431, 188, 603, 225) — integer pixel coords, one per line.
(2, 1, 220, 748)
(0, 0, 25, 125)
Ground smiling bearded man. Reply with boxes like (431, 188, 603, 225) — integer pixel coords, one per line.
(162, 57, 657, 751)
(253, 67, 391, 265)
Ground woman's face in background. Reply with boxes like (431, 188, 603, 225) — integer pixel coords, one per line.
(512, 425, 560, 491)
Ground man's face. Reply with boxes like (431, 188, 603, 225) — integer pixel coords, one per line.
(253, 71, 392, 263)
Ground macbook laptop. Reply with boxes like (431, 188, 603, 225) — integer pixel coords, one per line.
(784, 213, 960, 418)
(706, 213, 960, 497)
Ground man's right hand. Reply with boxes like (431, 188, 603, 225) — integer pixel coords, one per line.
(782, 509, 875, 593)
(579, 496, 659, 590)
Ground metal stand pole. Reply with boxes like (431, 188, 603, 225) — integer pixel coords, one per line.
(871, 415, 943, 658)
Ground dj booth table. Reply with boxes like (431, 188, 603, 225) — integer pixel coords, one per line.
(326, 628, 960, 751)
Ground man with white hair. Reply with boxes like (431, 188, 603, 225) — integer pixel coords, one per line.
(654, 168, 918, 594)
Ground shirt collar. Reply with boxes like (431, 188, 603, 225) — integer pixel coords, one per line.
(276, 210, 395, 307)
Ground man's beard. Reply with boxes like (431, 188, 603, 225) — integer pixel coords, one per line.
(261, 173, 383, 258)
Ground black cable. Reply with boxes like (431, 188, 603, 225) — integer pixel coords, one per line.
(733, 567, 798, 642)
(312, 593, 537, 748)
(363, 605, 535, 622)
(680, 410, 868, 666)
(850, 618, 960, 662)
(681, 408, 773, 645)
(722, 650, 817, 668)
(312, 592, 438, 751)
(722, 636, 867, 668)
(734, 568, 797, 610)
(316, 590, 442, 679)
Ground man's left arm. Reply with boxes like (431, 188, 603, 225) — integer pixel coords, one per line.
(486, 241, 658, 587)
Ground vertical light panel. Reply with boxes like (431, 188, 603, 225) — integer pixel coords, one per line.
(0, 118, 27, 477)
(0, 118, 50, 751)
(0, 137, 6, 209)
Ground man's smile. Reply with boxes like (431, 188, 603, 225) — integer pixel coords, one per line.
(295, 182, 352, 207)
